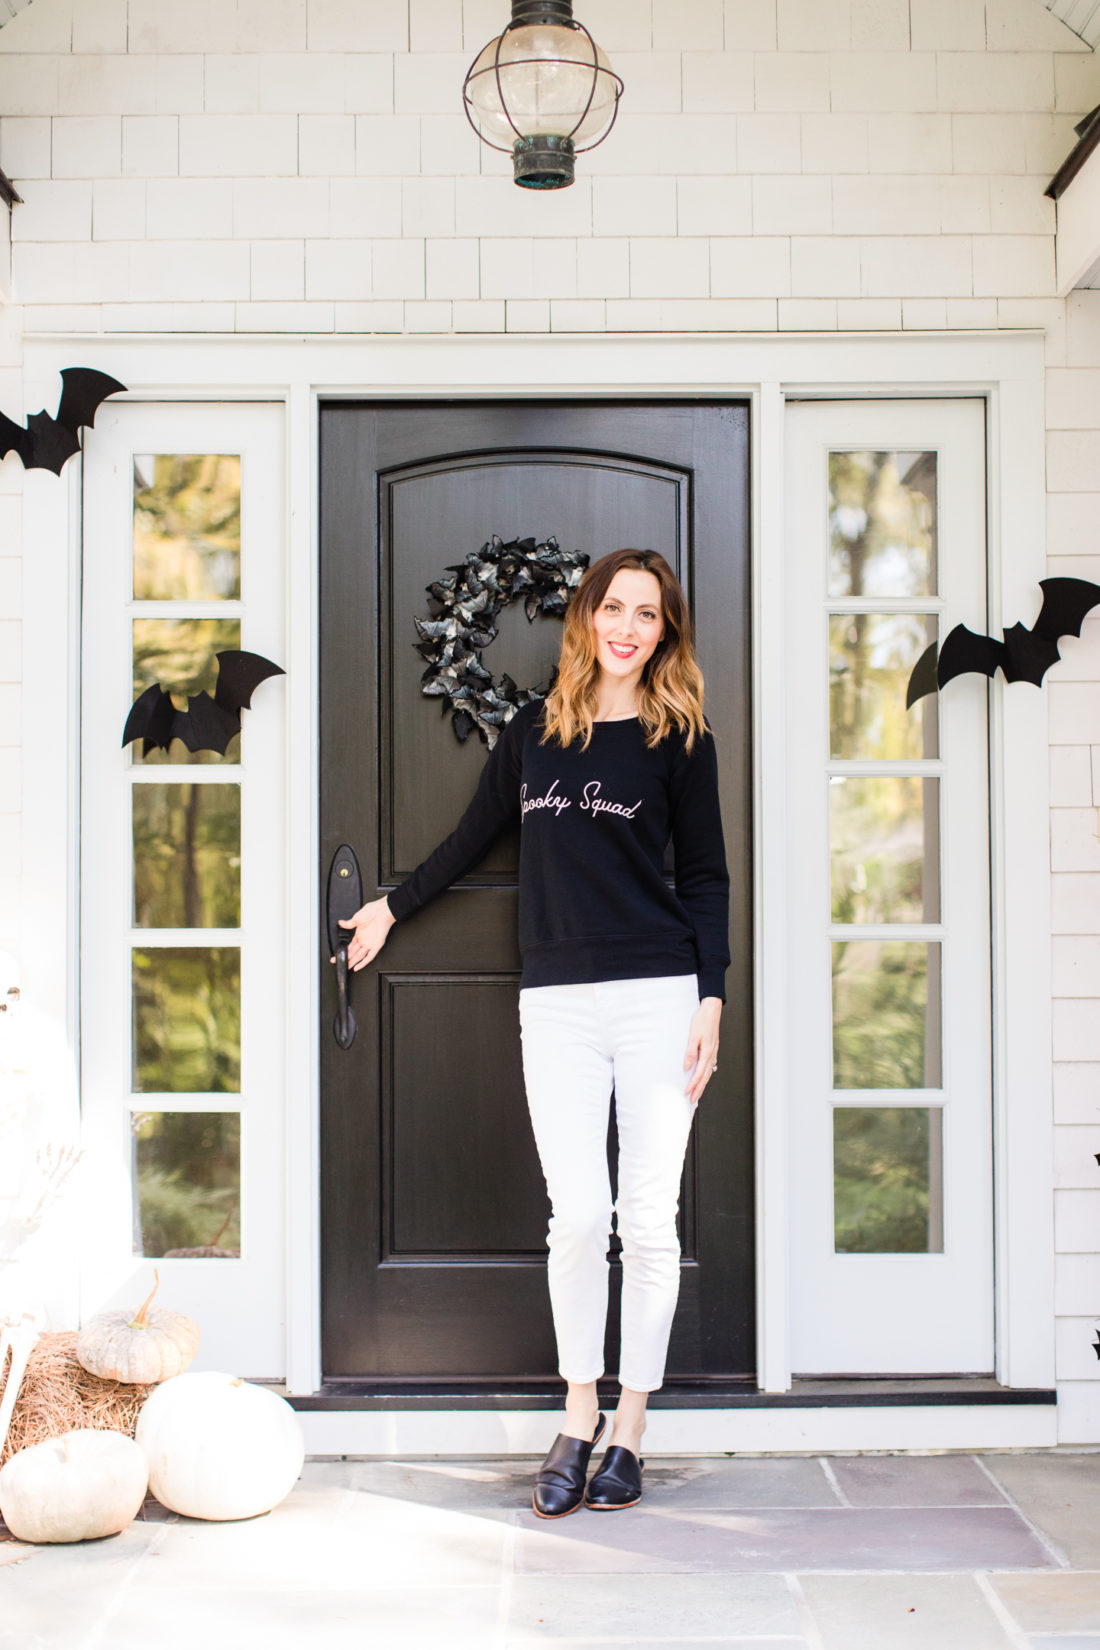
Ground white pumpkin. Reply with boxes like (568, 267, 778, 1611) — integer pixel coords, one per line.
(0, 1428, 148, 1544)
(76, 1271, 200, 1384)
(136, 1371, 304, 1521)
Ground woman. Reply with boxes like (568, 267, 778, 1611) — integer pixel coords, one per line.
(339, 548, 729, 1516)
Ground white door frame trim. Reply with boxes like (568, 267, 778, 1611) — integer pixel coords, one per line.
(20, 328, 1052, 1398)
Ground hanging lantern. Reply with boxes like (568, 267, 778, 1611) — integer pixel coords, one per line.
(463, 1, 623, 190)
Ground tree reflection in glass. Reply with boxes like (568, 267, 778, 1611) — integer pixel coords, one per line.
(833, 1106, 943, 1253)
(133, 784, 241, 928)
(132, 947, 240, 1093)
(830, 613, 939, 761)
(828, 450, 937, 599)
(132, 1111, 241, 1257)
(133, 454, 241, 602)
(830, 776, 940, 925)
(131, 617, 242, 765)
(832, 940, 942, 1090)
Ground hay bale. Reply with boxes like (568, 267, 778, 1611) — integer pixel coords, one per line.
(1, 1332, 148, 1467)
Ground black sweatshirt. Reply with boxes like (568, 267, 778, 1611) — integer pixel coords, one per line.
(387, 699, 731, 1002)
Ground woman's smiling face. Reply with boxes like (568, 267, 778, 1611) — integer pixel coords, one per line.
(591, 567, 666, 683)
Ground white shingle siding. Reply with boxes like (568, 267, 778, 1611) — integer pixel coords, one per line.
(0, 747, 20, 822)
(0, 0, 1099, 1431)
(5, 48, 1090, 318)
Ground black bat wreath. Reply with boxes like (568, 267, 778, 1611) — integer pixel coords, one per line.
(907, 577, 1100, 706)
(0, 367, 126, 474)
(414, 534, 590, 747)
(122, 649, 285, 757)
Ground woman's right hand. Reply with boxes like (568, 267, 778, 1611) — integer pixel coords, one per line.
(332, 896, 396, 973)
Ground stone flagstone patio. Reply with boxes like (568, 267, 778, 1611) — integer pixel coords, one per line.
(2, 1449, 1100, 1648)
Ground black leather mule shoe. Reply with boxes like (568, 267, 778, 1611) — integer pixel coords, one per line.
(531, 1412, 607, 1518)
(584, 1444, 645, 1510)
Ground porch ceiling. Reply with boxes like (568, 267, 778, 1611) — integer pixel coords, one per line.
(1041, 0, 1100, 44)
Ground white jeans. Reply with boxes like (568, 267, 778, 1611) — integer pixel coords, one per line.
(518, 973, 700, 1394)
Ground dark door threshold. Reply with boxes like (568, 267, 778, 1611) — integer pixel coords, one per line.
(288, 1377, 1056, 1412)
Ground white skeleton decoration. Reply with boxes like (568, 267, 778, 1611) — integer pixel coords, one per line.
(0, 954, 82, 1459)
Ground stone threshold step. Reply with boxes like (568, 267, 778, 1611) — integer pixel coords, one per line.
(284, 1378, 1056, 1412)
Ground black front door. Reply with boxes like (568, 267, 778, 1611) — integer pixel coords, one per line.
(319, 401, 753, 1389)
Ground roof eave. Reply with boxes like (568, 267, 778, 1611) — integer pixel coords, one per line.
(1046, 103, 1100, 198)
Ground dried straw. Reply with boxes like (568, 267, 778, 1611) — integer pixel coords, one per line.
(0, 1332, 149, 1468)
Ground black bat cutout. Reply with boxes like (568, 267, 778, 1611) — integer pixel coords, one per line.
(0, 368, 127, 475)
(122, 650, 285, 757)
(907, 577, 1100, 708)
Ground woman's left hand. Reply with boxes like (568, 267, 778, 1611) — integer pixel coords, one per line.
(683, 996, 722, 1105)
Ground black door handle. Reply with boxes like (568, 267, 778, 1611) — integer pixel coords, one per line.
(326, 844, 363, 1050)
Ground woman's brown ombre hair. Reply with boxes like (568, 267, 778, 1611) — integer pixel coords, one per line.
(541, 548, 706, 753)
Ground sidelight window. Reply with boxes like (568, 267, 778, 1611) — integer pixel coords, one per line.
(81, 402, 286, 1376)
(827, 450, 945, 1250)
(786, 399, 993, 1376)
(128, 454, 244, 1255)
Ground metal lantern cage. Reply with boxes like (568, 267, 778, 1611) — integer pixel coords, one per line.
(463, 0, 624, 190)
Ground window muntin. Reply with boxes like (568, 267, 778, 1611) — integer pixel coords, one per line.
(129, 457, 245, 1240)
(829, 450, 944, 1250)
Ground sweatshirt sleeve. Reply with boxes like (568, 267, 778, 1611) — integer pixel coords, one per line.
(669, 724, 731, 1003)
(386, 706, 527, 923)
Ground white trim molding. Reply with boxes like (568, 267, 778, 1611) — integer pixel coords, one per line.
(784, 398, 996, 1376)
(297, 1401, 1058, 1457)
(987, 369, 1057, 1390)
(1055, 143, 1100, 293)
(20, 328, 1052, 1446)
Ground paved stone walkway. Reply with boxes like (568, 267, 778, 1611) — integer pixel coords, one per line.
(2, 1450, 1100, 1648)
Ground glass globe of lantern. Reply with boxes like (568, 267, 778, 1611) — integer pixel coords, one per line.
(464, 12, 622, 189)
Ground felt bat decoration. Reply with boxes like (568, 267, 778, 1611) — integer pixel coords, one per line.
(0, 368, 127, 474)
(906, 577, 1100, 708)
(122, 649, 285, 757)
